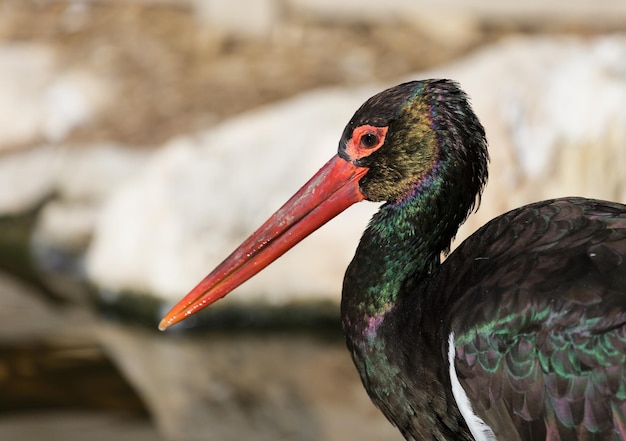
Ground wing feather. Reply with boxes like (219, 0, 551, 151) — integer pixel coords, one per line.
(442, 198, 626, 439)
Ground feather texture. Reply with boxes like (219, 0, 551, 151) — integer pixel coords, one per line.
(447, 199, 626, 440)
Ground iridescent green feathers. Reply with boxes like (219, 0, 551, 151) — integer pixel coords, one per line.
(341, 80, 489, 318)
(449, 199, 626, 439)
(339, 80, 626, 441)
(339, 79, 488, 217)
(341, 80, 491, 439)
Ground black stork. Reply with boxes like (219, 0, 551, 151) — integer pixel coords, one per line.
(159, 80, 626, 440)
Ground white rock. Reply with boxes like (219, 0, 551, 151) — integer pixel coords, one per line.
(86, 36, 626, 305)
(0, 144, 147, 215)
(0, 147, 63, 215)
(0, 143, 148, 266)
(422, 36, 626, 243)
(87, 89, 380, 302)
(54, 145, 149, 203)
(191, 0, 278, 37)
(0, 43, 111, 150)
(37, 145, 148, 252)
(34, 201, 97, 253)
(287, 0, 626, 24)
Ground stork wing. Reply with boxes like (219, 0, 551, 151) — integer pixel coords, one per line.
(445, 198, 626, 440)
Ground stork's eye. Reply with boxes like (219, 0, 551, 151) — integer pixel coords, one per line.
(345, 125, 388, 161)
(360, 132, 379, 148)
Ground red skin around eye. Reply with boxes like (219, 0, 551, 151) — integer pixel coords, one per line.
(345, 125, 388, 161)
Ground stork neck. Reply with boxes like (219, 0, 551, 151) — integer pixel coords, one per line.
(340, 177, 474, 440)
(341, 175, 457, 327)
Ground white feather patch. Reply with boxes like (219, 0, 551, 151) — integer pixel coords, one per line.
(448, 332, 497, 441)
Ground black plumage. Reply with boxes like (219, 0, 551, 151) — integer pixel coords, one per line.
(446, 198, 626, 440)
(160, 80, 626, 441)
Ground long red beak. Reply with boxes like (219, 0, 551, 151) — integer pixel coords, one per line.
(158, 154, 367, 330)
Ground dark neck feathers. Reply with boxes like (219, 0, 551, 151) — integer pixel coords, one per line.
(339, 80, 488, 440)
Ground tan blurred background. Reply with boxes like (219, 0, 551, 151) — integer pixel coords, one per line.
(0, 1, 625, 440)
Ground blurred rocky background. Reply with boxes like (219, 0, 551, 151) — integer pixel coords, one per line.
(1, 0, 625, 440)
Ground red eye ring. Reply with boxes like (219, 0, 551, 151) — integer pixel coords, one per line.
(346, 125, 388, 160)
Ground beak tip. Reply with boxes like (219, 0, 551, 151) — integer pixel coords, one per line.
(158, 317, 172, 331)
